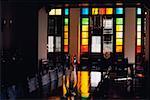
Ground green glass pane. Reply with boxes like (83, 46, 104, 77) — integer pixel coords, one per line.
(65, 18, 68, 25)
(116, 18, 123, 24)
(137, 18, 141, 25)
(82, 18, 89, 25)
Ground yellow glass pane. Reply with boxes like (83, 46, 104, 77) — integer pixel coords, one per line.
(92, 8, 98, 15)
(81, 71, 89, 98)
(64, 32, 68, 38)
(116, 25, 123, 31)
(116, 46, 122, 52)
(64, 26, 68, 31)
(116, 32, 123, 38)
(106, 8, 113, 14)
(55, 9, 62, 15)
(49, 9, 55, 15)
(137, 32, 141, 38)
(82, 32, 88, 38)
(116, 39, 123, 45)
(64, 39, 68, 45)
(137, 39, 141, 46)
(82, 25, 88, 31)
(82, 39, 88, 45)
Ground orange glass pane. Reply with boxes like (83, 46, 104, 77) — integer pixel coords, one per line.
(64, 26, 68, 31)
(116, 46, 122, 52)
(64, 45, 68, 52)
(137, 46, 141, 53)
(106, 8, 113, 14)
(64, 39, 68, 45)
(81, 45, 88, 52)
(82, 25, 88, 31)
(116, 39, 123, 45)
(116, 25, 123, 31)
(82, 32, 88, 38)
(99, 8, 106, 14)
(64, 31, 68, 38)
(82, 39, 88, 45)
(92, 8, 98, 15)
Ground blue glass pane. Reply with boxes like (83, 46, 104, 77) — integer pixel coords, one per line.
(65, 8, 69, 15)
(137, 8, 141, 15)
(116, 8, 123, 14)
(82, 8, 89, 15)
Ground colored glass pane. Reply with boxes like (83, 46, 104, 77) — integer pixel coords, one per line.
(137, 46, 141, 53)
(116, 46, 122, 52)
(116, 39, 123, 45)
(56, 9, 62, 15)
(99, 8, 106, 14)
(65, 18, 69, 25)
(64, 39, 68, 45)
(116, 25, 123, 31)
(64, 26, 68, 31)
(82, 39, 88, 45)
(49, 9, 55, 15)
(116, 8, 123, 14)
(106, 8, 113, 14)
(92, 8, 98, 15)
(116, 32, 123, 38)
(137, 18, 141, 25)
(82, 25, 88, 31)
(64, 32, 68, 38)
(65, 8, 69, 15)
(82, 18, 89, 25)
(81, 71, 89, 98)
(82, 8, 89, 15)
(81, 45, 88, 52)
(137, 25, 141, 31)
(137, 39, 141, 46)
(137, 8, 141, 15)
(82, 32, 88, 38)
(137, 32, 141, 38)
(64, 45, 68, 52)
(116, 18, 123, 24)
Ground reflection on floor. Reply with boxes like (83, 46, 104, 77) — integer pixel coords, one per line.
(1, 69, 146, 99)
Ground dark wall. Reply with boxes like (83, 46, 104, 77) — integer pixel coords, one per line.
(1, 1, 39, 85)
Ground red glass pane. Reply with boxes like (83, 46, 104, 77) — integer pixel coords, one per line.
(137, 46, 141, 53)
(64, 45, 68, 52)
(99, 8, 106, 15)
(81, 45, 88, 52)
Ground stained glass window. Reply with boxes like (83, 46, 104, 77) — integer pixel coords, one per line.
(137, 8, 141, 15)
(116, 8, 123, 14)
(99, 8, 106, 14)
(48, 36, 54, 52)
(82, 18, 89, 24)
(65, 8, 69, 15)
(91, 36, 101, 53)
(82, 8, 89, 15)
(92, 8, 99, 15)
(106, 8, 113, 14)
(116, 25, 123, 31)
(116, 18, 123, 24)
(116, 45, 122, 52)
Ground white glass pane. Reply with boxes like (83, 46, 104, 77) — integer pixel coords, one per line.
(55, 36, 61, 52)
(49, 9, 55, 15)
(90, 72, 101, 87)
(48, 36, 54, 52)
(103, 18, 113, 29)
(55, 9, 62, 15)
(91, 36, 101, 53)
(137, 25, 141, 31)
